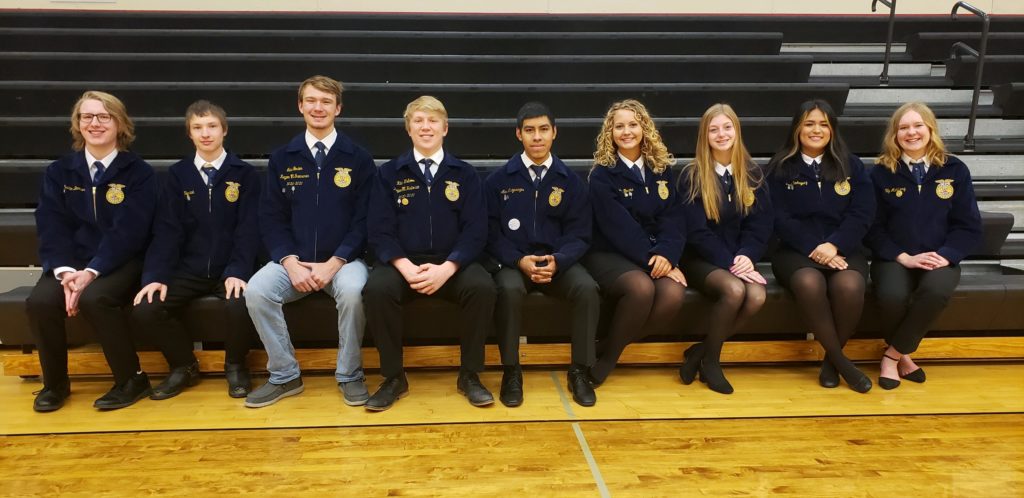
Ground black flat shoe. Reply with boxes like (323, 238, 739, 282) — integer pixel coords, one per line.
(33, 384, 70, 413)
(901, 367, 926, 384)
(567, 365, 596, 407)
(879, 353, 901, 390)
(500, 365, 524, 407)
(150, 361, 200, 400)
(224, 362, 251, 398)
(678, 343, 704, 385)
(94, 372, 152, 410)
(818, 356, 840, 389)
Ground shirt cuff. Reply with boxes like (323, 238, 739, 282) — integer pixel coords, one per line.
(85, 268, 100, 277)
(53, 266, 75, 279)
(279, 255, 298, 264)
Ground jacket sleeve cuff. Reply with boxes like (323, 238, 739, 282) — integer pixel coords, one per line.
(936, 247, 965, 265)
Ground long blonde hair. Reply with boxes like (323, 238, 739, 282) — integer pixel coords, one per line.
(69, 90, 135, 151)
(592, 99, 674, 174)
(877, 102, 948, 173)
(683, 104, 760, 222)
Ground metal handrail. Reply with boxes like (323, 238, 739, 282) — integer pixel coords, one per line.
(951, 1, 990, 151)
(871, 0, 898, 85)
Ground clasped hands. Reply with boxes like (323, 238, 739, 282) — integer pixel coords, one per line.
(395, 258, 458, 295)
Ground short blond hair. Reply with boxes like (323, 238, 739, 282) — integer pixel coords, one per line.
(403, 95, 448, 129)
(298, 75, 343, 105)
(69, 90, 135, 151)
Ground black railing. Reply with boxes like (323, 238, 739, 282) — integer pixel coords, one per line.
(871, 0, 898, 85)
(951, 1, 990, 150)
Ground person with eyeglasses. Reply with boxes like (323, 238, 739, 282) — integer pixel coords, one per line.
(766, 100, 873, 394)
(363, 96, 495, 411)
(27, 90, 158, 412)
(866, 102, 981, 390)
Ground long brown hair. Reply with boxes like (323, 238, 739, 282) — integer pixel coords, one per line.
(69, 90, 135, 151)
(592, 99, 674, 174)
(682, 104, 760, 222)
(876, 102, 948, 173)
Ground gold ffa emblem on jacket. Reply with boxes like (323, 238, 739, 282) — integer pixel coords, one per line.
(334, 167, 352, 188)
(445, 181, 460, 202)
(935, 179, 954, 200)
(834, 178, 851, 196)
(742, 191, 755, 208)
(105, 183, 125, 205)
(656, 180, 669, 200)
(549, 186, 564, 207)
(225, 182, 240, 203)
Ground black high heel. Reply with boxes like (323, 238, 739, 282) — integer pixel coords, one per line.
(878, 353, 902, 390)
(678, 343, 705, 385)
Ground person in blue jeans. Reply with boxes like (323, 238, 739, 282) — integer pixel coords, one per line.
(244, 75, 376, 408)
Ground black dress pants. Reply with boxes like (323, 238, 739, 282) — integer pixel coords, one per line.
(26, 259, 143, 387)
(494, 264, 599, 367)
(871, 261, 961, 354)
(364, 262, 495, 379)
(131, 272, 253, 368)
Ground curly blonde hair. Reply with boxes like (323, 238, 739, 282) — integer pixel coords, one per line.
(592, 99, 674, 174)
(877, 102, 948, 173)
(683, 103, 760, 222)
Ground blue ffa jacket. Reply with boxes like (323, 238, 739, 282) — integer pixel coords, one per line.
(865, 156, 982, 265)
(35, 150, 157, 275)
(588, 159, 684, 268)
(141, 153, 261, 285)
(260, 132, 375, 264)
(369, 149, 486, 267)
(679, 166, 774, 270)
(484, 154, 591, 274)
(768, 154, 875, 257)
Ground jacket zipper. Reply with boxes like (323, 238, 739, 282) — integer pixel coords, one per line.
(207, 183, 213, 277)
(314, 166, 321, 261)
(91, 186, 98, 221)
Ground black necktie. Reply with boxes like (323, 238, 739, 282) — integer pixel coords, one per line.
(630, 164, 644, 184)
(92, 161, 105, 185)
(314, 141, 326, 171)
(910, 161, 925, 185)
(809, 160, 821, 182)
(201, 163, 216, 188)
(421, 158, 434, 187)
(530, 165, 545, 190)
(721, 171, 733, 193)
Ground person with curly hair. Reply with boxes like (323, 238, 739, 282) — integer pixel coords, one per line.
(866, 102, 981, 389)
(677, 104, 772, 394)
(584, 99, 687, 385)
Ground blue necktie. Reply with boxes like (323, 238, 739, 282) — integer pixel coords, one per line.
(421, 158, 434, 187)
(721, 171, 733, 194)
(630, 164, 643, 184)
(809, 160, 821, 182)
(201, 164, 216, 188)
(530, 165, 545, 190)
(314, 141, 326, 171)
(911, 161, 925, 185)
(92, 161, 105, 185)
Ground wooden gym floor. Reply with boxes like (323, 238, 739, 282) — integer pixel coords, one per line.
(1, 363, 1022, 496)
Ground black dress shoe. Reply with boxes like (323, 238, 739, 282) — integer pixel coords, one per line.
(457, 370, 494, 407)
(500, 365, 523, 408)
(150, 362, 200, 400)
(224, 362, 251, 398)
(567, 365, 596, 407)
(94, 372, 152, 410)
(698, 360, 734, 395)
(679, 343, 705, 385)
(365, 374, 409, 412)
(33, 384, 70, 413)
(818, 356, 840, 389)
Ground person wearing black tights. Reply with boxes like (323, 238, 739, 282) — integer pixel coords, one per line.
(767, 100, 874, 393)
(676, 104, 772, 395)
(583, 99, 687, 386)
(867, 102, 982, 389)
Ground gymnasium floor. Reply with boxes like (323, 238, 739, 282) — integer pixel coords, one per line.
(1, 363, 1022, 496)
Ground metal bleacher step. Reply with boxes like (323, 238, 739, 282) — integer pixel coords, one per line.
(842, 88, 1001, 118)
(781, 43, 913, 63)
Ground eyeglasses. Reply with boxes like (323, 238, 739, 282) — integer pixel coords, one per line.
(79, 113, 112, 124)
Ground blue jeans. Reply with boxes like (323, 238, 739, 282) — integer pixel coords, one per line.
(245, 260, 368, 384)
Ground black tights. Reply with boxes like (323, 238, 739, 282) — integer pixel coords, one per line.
(591, 270, 685, 382)
(700, 269, 765, 369)
(788, 267, 865, 379)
